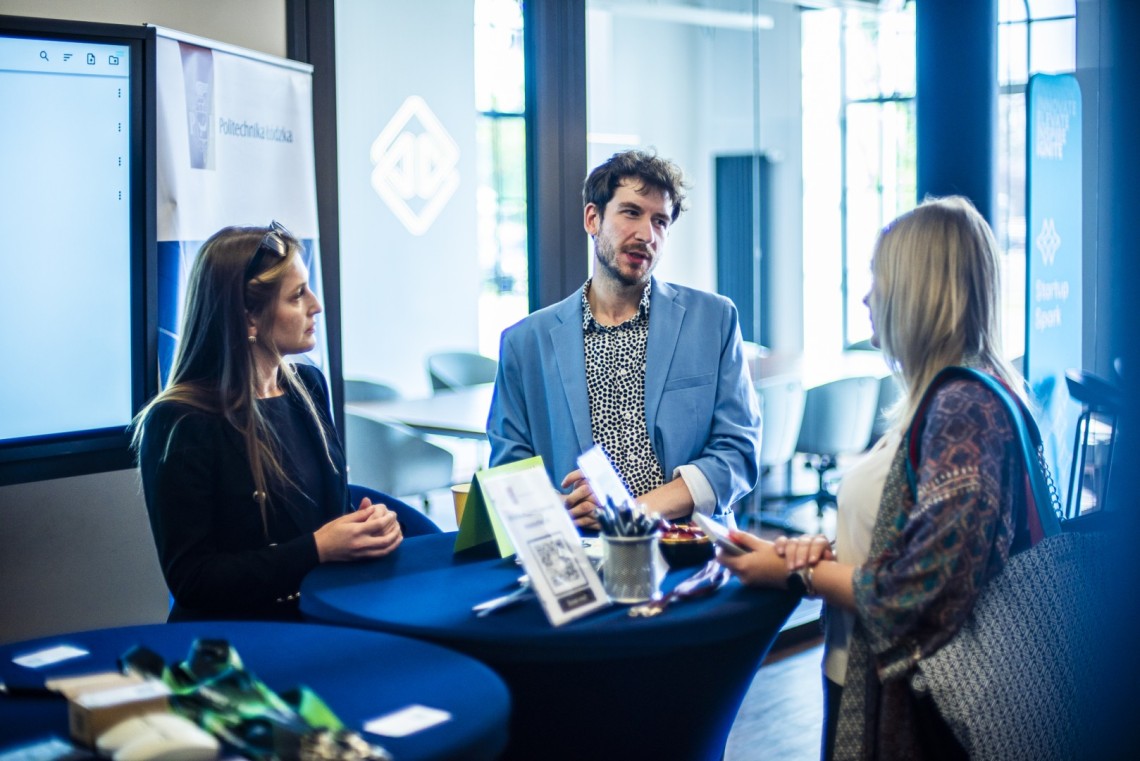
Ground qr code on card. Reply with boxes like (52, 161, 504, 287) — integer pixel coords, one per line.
(526, 534, 588, 596)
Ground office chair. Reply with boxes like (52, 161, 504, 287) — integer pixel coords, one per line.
(869, 373, 903, 444)
(763, 376, 879, 531)
(739, 377, 805, 527)
(344, 378, 400, 403)
(741, 341, 770, 382)
(1064, 369, 1121, 518)
(348, 484, 442, 537)
(426, 351, 498, 392)
(344, 413, 454, 511)
(836, 340, 898, 442)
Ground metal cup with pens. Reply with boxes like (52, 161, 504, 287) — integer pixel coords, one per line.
(596, 499, 664, 603)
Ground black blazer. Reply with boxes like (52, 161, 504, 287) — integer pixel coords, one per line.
(139, 364, 348, 621)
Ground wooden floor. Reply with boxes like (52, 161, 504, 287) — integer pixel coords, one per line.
(726, 638, 825, 761)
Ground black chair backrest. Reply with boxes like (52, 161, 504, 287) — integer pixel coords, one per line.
(347, 483, 443, 537)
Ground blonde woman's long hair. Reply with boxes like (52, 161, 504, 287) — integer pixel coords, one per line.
(131, 225, 335, 533)
(871, 195, 1023, 430)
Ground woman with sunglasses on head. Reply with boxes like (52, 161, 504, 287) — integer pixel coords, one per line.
(134, 223, 402, 622)
(720, 197, 1038, 760)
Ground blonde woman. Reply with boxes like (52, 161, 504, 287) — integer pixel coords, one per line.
(134, 223, 402, 622)
(721, 196, 1033, 760)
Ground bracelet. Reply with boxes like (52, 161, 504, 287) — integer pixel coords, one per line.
(803, 564, 818, 598)
(788, 565, 819, 598)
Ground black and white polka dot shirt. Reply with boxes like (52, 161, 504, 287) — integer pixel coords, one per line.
(581, 280, 665, 498)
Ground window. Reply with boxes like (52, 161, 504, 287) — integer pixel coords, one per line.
(802, 2, 916, 354)
(474, 0, 527, 357)
(996, 0, 1076, 358)
(804, 1, 1076, 360)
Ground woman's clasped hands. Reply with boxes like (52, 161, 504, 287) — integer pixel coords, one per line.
(315, 496, 404, 563)
(773, 533, 834, 570)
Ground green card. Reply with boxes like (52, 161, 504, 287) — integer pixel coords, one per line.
(453, 456, 546, 557)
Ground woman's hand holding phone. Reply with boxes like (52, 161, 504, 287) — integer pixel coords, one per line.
(691, 513, 748, 556)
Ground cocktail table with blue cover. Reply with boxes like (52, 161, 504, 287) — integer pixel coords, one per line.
(0, 621, 509, 761)
(302, 533, 800, 761)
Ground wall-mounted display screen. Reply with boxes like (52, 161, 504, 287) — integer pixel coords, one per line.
(0, 16, 154, 484)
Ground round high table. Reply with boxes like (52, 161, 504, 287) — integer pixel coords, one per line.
(0, 621, 509, 761)
(302, 533, 801, 761)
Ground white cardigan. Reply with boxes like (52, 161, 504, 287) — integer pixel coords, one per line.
(825, 430, 902, 686)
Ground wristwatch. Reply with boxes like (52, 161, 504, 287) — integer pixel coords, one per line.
(786, 566, 818, 598)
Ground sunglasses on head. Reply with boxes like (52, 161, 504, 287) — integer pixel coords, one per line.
(244, 220, 292, 282)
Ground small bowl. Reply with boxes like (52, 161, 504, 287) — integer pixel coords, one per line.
(658, 524, 715, 568)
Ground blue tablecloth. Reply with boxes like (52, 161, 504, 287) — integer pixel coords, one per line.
(0, 621, 509, 761)
(302, 533, 800, 761)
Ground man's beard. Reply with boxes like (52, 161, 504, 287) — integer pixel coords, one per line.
(595, 236, 652, 288)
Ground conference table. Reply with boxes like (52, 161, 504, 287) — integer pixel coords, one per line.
(347, 383, 494, 440)
(302, 533, 801, 761)
(345, 352, 890, 444)
(0, 621, 509, 761)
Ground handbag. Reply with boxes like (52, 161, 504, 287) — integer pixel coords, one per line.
(904, 367, 1109, 760)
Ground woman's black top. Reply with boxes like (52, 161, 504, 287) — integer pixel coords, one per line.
(138, 364, 348, 621)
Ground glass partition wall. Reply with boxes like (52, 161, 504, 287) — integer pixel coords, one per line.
(586, 0, 918, 360)
(333, 0, 1076, 393)
(335, 0, 527, 395)
(585, 0, 800, 351)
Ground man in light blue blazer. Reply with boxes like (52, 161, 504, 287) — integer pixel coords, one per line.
(487, 151, 760, 530)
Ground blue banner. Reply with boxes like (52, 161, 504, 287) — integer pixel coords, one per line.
(154, 28, 326, 390)
(1025, 73, 1082, 508)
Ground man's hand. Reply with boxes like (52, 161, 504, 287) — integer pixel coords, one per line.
(560, 469, 601, 531)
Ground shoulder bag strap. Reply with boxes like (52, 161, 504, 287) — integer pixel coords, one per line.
(905, 366, 1061, 541)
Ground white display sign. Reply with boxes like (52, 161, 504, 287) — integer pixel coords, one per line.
(576, 444, 637, 511)
(478, 464, 609, 626)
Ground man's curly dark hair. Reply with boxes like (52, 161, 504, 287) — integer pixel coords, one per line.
(582, 150, 688, 223)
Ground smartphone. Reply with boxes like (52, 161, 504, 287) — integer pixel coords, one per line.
(692, 513, 749, 556)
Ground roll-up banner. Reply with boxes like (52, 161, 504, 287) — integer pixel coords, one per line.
(1025, 73, 1082, 507)
(152, 27, 327, 387)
